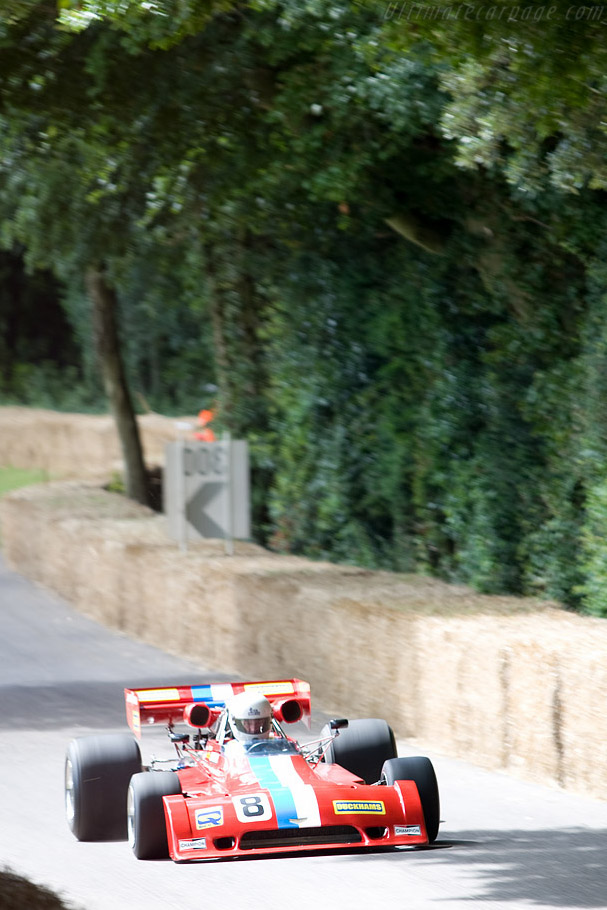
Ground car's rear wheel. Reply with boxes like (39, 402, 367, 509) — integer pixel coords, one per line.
(381, 756, 440, 843)
(321, 718, 397, 784)
(127, 771, 182, 859)
(65, 733, 142, 841)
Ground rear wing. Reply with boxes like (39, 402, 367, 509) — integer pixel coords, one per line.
(124, 678, 311, 738)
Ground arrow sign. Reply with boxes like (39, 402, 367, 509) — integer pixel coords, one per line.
(164, 440, 250, 545)
(186, 481, 226, 538)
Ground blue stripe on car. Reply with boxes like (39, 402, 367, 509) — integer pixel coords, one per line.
(191, 685, 223, 707)
(248, 756, 299, 829)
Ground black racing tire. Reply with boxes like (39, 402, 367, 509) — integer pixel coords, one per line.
(127, 771, 182, 860)
(321, 718, 397, 784)
(65, 733, 142, 841)
(381, 756, 440, 843)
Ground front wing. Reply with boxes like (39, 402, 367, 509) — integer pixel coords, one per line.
(163, 779, 428, 861)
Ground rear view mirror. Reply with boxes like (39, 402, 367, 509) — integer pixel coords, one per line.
(329, 718, 349, 731)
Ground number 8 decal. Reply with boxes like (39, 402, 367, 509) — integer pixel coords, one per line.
(241, 796, 264, 817)
(233, 793, 273, 823)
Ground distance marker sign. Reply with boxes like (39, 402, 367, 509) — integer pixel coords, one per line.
(164, 439, 250, 543)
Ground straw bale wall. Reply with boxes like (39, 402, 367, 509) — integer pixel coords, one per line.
(0, 406, 191, 479)
(2, 476, 607, 800)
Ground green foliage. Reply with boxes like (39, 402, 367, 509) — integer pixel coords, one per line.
(1, 0, 607, 612)
(1, 361, 102, 412)
(105, 470, 126, 495)
(579, 481, 607, 616)
(58, 0, 236, 48)
(379, 0, 607, 194)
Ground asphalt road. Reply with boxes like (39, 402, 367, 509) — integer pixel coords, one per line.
(1, 552, 607, 910)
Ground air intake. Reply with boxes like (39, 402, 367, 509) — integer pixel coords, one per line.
(240, 826, 362, 850)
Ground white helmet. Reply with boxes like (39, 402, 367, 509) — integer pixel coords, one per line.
(229, 692, 273, 743)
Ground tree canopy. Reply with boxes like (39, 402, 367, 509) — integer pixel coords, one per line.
(2, 0, 607, 612)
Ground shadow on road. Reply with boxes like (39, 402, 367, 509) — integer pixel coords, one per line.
(0, 676, 228, 731)
(402, 827, 607, 907)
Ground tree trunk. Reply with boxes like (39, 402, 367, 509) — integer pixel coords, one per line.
(85, 265, 150, 506)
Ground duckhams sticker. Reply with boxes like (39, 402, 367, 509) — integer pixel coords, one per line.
(333, 800, 385, 815)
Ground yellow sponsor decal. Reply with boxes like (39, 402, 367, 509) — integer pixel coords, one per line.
(245, 682, 295, 696)
(137, 688, 180, 702)
(333, 800, 386, 815)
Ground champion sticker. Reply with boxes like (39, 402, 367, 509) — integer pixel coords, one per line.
(179, 838, 207, 850)
(395, 825, 422, 836)
(333, 800, 385, 815)
(195, 806, 224, 829)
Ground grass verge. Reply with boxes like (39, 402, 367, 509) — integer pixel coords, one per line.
(0, 466, 48, 497)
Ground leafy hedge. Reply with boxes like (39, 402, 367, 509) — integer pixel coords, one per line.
(2, 1, 607, 613)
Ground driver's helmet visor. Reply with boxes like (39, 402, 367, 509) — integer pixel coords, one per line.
(233, 716, 272, 736)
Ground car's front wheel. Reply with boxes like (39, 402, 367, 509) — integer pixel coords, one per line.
(381, 756, 440, 843)
(321, 718, 397, 784)
(127, 771, 182, 859)
(65, 733, 142, 841)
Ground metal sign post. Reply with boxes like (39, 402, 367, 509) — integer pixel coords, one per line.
(178, 437, 187, 553)
(223, 432, 234, 556)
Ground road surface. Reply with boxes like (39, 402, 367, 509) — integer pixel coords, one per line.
(1, 553, 606, 910)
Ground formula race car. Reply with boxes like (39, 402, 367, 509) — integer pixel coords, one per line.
(65, 679, 440, 861)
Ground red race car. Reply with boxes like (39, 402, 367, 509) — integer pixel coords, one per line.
(65, 679, 440, 861)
